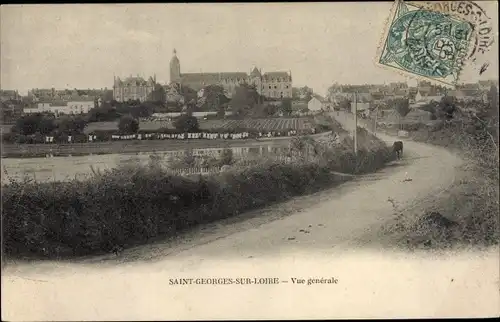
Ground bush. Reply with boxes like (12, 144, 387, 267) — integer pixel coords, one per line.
(118, 115, 139, 134)
(173, 114, 199, 133)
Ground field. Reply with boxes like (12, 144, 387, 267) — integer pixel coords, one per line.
(198, 118, 314, 131)
(83, 117, 314, 133)
(1, 117, 314, 135)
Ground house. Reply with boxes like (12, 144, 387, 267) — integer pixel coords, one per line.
(308, 95, 327, 112)
(415, 90, 443, 103)
(405, 108, 433, 122)
(350, 102, 370, 117)
(0, 90, 21, 102)
(330, 92, 353, 105)
(356, 92, 372, 103)
(66, 100, 95, 114)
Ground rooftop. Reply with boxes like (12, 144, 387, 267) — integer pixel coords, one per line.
(115, 75, 155, 86)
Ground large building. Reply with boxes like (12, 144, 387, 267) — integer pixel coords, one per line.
(169, 49, 292, 99)
(113, 75, 156, 102)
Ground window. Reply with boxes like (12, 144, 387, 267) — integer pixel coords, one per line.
(286, 85, 289, 89)
(274, 86, 277, 89)
(269, 86, 272, 89)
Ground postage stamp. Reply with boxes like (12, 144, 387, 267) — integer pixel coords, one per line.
(376, 0, 477, 87)
(406, 1, 495, 74)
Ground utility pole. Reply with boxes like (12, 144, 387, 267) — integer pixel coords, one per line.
(374, 105, 378, 135)
(353, 92, 358, 156)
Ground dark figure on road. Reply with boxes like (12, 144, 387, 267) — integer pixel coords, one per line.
(393, 141, 403, 160)
(110, 244, 124, 256)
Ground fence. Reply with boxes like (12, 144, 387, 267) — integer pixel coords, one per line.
(164, 167, 222, 176)
(165, 154, 303, 177)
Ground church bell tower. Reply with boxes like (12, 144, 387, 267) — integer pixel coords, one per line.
(169, 48, 181, 84)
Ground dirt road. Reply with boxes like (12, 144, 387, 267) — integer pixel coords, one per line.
(2, 111, 499, 320)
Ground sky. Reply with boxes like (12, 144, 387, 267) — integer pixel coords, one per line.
(1, 2, 498, 96)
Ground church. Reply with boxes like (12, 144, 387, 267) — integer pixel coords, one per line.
(169, 49, 292, 99)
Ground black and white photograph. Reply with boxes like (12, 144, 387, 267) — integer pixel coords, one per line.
(1, 1, 499, 320)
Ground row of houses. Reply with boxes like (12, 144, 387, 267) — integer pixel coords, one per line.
(28, 88, 113, 103)
(327, 80, 496, 107)
(23, 99, 98, 116)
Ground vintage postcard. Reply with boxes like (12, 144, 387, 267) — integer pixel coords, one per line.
(1, 2, 499, 321)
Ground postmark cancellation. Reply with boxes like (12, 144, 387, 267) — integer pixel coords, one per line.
(376, 0, 479, 88)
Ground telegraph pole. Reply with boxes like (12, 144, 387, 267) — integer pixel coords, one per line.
(373, 105, 378, 135)
(353, 92, 358, 156)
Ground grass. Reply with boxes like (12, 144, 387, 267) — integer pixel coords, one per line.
(2, 123, 394, 260)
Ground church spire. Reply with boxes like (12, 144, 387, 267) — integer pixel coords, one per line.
(170, 48, 181, 84)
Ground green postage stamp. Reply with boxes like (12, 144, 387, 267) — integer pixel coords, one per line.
(376, 0, 476, 87)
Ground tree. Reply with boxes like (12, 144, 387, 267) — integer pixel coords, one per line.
(304, 92, 313, 102)
(179, 85, 198, 106)
(203, 85, 230, 110)
(118, 115, 139, 134)
(391, 98, 411, 129)
(437, 96, 457, 120)
(129, 103, 155, 119)
(298, 86, 313, 101)
(278, 97, 293, 116)
(173, 114, 199, 132)
(230, 84, 260, 116)
(12, 113, 56, 136)
(219, 148, 233, 166)
(216, 106, 226, 118)
(57, 116, 88, 135)
(339, 98, 351, 111)
(253, 103, 278, 117)
(151, 84, 166, 103)
(488, 84, 498, 113)
(87, 104, 119, 122)
(419, 101, 438, 116)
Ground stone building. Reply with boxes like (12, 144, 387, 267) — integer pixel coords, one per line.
(113, 75, 156, 102)
(169, 49, 292, 99)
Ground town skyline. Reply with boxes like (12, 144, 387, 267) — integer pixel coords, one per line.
(1, 3, 498, 96)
